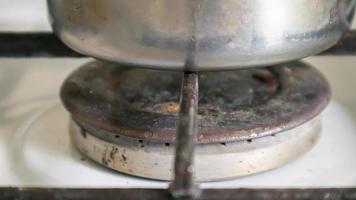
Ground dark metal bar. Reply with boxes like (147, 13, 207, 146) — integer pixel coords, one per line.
(170, 3, 201, 198)
(1, 188, 356, 200)
(0, 32, 83, 57)
(170, 72, 200, 199)
(0, 31, 356, 58)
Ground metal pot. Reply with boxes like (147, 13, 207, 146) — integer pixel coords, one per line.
(48, 0, 355, 71)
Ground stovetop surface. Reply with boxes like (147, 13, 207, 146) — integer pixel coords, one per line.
(0, 58, 355, 189)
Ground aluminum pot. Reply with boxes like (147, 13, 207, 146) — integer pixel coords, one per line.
(48, 0, 355, 71)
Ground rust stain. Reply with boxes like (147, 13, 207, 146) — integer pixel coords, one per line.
(253, 73, 276, 88)
(110, 146, 119, 160)
(130, 101, 179, 114)
(159, 102, 180, 113)
(101, 146, 111, 166)
(121, 154, 127, 162)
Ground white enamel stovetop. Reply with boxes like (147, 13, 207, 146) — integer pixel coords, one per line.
(0, 0, 356, 189)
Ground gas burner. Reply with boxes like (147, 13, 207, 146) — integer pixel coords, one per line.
(60, 61, 330, 181)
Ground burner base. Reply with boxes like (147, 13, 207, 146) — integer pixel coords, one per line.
(70, 117, 320, 181)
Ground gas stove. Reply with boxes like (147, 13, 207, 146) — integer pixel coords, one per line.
(1, 1, 356, 199)
(1, 57, 356, 198)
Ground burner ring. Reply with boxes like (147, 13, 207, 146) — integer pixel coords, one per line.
(70, 116, 321, 181)
(61, 61, 330, 144)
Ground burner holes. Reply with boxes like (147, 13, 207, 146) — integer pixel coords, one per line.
(271, 134, 276, 137)
(247, 139, 252, 143)
(165, 143, 170, 147)
(115, 135, 120, 139)
(220, 142, 226, 146)
(138, 140, 144, 148)
(80, 129, 87, 139)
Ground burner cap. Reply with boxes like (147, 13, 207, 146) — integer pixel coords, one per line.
(61, 61, 330, 144)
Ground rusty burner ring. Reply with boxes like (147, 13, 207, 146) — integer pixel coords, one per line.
(61, 61, 330, 144)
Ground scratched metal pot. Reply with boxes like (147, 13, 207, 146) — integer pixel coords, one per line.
(47, 0, 355, 71)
